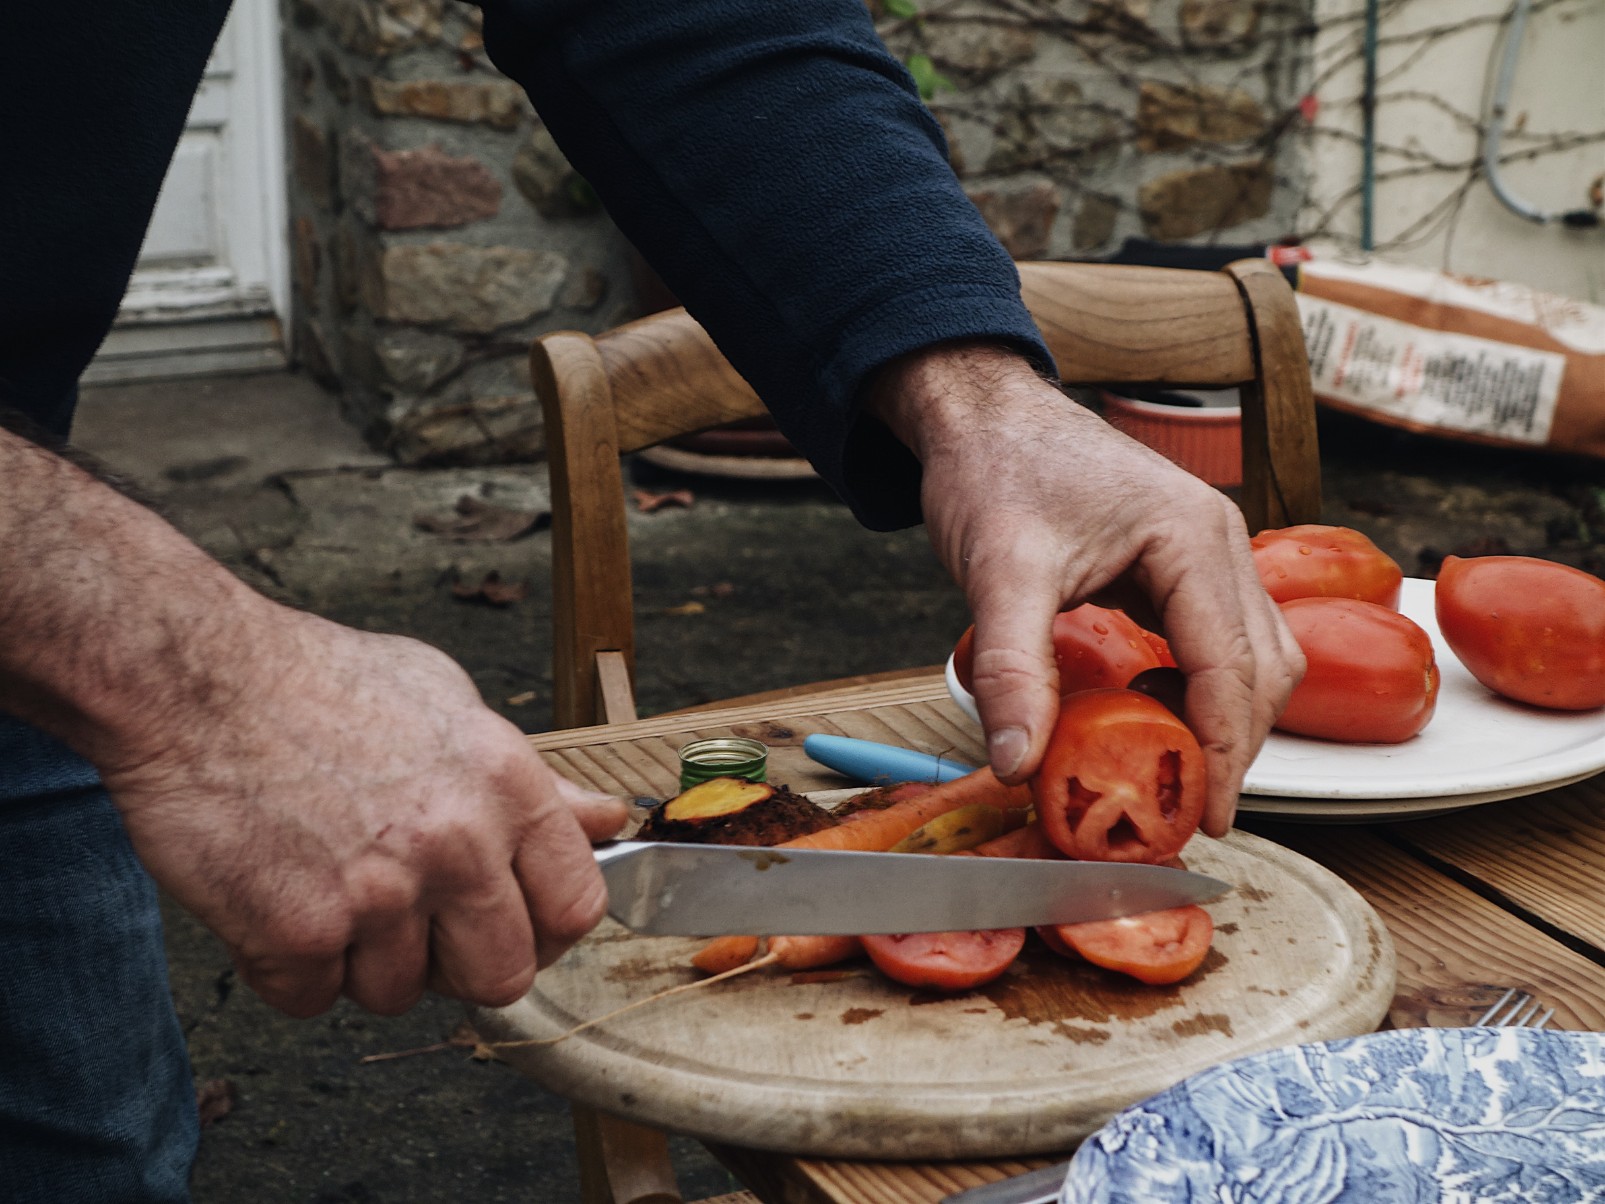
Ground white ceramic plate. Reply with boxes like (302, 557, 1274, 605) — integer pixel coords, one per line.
(1061, 1027, 1605, 1203)
(945, 578, 1605, 807)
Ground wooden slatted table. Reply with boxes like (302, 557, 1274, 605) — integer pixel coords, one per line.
(525, 674, 1605, 1204)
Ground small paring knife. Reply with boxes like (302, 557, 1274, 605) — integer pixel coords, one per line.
(594, 842, 1231, 936)
(803, 733, 976, 783)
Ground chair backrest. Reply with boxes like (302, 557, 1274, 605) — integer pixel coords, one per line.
(532, 259, 1321, 730)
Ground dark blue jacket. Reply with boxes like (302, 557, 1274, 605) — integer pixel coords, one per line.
(2, 0, 1052, 529)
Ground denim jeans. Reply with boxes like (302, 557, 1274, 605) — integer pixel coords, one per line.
(0, 717, 197, 1202)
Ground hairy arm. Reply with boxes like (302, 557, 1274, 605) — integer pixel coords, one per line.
(0, 424, 624, 1016)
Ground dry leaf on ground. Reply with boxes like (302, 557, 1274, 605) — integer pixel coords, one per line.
(195, 1078, 237, 1127)
(632, 487, 694, 513)
(450, 570, 529, 606)
(415, 495, 549, 542)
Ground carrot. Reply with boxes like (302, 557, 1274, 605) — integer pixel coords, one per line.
(771, 934, 862, 971)
(690, 767, 1030, 971)
(691, 935, 761, 975)
(969, 823, 1063, 860)
(777, 766, 1033, 855)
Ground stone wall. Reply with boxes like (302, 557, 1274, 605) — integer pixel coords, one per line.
(282, 0, 1314, 464)
(890, 0, 1313, 257)
(283, 0, 631, 465)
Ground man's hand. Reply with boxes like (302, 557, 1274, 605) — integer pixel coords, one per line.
(99, 611, 628, 1018)
(867, 342, 1304, 835)
(0, 426, 625, 1018)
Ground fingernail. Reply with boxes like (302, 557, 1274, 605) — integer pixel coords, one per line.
(988, 726, 1029, 778)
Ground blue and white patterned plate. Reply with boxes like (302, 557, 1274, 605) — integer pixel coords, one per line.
(1061, 1027, 1605, 1204)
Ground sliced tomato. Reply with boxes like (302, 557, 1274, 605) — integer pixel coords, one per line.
(1275, 597, 1439, 743)
(1030, 689, 1206, 864)
(952, 624, 977, 693)
(1138, 627, 1176, 668)
(1047, 905, 1214, 985)
(860, 928, 1026, 991)
(951, 605, 1169, 698)
(1049, 605, 1166, 694)
(1251, 524, 1403, 608)
(1034, 924, 1078, 959)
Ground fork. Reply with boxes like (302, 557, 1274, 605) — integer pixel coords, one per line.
(1473, 987, 1556, 1030)
(940, 988, 1560, 1204)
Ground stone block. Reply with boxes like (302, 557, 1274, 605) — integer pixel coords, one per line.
(306, 0, 444, 58)
(365, 143, 503, 231)
(986, 78, 1118, 174)
(293, 216, 322, 306)
(1138, 161, 1273, 240)
(559, 265, 609, 312)
(1180, 0, 1262, 48)
(333, 220, 368, 315)
(1072, 194, 1120, 251)
(365, 78, 528, 130)
(292, 115, 335, 210)
(512, 125, 599, 219)
(1137, 81, 1266, 152)
(922, 20, 1037, 77)
(373, 328, 466, 392)
(965, 180, 1061, 258)
(388, 393, 545, 465)
(362, 243, 568, 334)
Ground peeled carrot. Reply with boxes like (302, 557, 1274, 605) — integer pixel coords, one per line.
(771, 934, 862, 970)
(690, 767, 1030, 971)
(778, 766, 1033, 855)
(691, 935, 761, 975)
(969, 823, 1063, 860)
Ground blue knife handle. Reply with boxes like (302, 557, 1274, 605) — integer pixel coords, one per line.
(804, 733, 976, 784)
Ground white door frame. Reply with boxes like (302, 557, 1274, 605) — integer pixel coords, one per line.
(88, 0, 290, 383)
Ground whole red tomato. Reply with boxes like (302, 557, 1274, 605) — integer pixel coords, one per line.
(1252, 524, 1403, 608)
(1274, 597, 1439, 743)
(1029, 688, 1206, 864)
(1435, 555, 1605, 710)
(951, 605, 1167, 696)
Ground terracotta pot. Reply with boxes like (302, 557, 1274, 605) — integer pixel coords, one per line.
(1101, 390, 1242, 488)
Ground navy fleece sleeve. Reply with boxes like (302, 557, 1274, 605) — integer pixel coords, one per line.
(478, 0, 1056, 530)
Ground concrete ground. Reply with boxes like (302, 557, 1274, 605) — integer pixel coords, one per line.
(70, 370, 1603, 1203)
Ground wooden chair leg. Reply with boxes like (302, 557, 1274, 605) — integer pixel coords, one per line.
(572, 1102, 684, 1204)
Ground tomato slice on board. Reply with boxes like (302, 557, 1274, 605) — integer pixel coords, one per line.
(1435, 555, 1605, 711)
(1274, 597, 1439, 743)
(860, 928, 1026, 991)
(1046, 905, 1214, 985)
(1029, 689, 1206, 864)
(1251, 524, 1403, 608)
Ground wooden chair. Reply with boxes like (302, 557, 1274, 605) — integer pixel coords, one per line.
(529, 258, 1321, 1203)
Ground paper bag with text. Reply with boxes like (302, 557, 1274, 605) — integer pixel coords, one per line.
(1292, 257, 1605, 460)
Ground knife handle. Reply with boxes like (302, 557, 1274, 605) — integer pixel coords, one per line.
(803, 733, 975, 785)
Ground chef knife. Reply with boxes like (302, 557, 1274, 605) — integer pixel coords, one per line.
(939, 1160, 1072, 1204)
(594, 842, 1230, 936)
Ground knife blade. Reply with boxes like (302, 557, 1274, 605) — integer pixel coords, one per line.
(940, 1160, 1071, 1204)
(594, 842, 1230, 936)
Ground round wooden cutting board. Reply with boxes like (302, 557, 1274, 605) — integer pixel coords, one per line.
(477, 829, 1395, 1160)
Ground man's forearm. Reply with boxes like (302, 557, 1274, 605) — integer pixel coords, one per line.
(0, 426, 274, 768)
